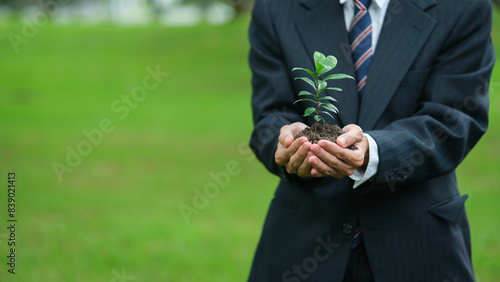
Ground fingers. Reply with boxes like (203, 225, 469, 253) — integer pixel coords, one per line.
(275, 123, 320, 177)
(276, 122, 310, 167)
(336, 124, 364, 148)
(276, 139, 320, 177)
(310, 167, 325, 177)
(275, 123, 369, 178)
(287, 142, 311, 175)
(296, 151, 325, 178)
(309, 155, 341, 178)
(275, 137, 307, 166)
(310, 144, 355, 177)
(278, 127, 293, 148)
(318, 124, 369, 170)
(316, 141, 365, 170)
(279, 122, 308, 148)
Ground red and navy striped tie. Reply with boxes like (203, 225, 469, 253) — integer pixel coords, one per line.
(352, 226, 362, 249)
(349, 0, 373, 97)
(349, 0, 372, 249)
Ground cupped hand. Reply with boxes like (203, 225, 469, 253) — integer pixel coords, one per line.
(275, 122, 325, 177)
(308, 124, 369, 178)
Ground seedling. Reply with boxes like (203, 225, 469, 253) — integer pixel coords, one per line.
(292, 51, 354, 130)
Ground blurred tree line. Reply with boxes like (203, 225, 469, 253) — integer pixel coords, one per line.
(0, 0, 254, 15)
(0, 0, 496, 19)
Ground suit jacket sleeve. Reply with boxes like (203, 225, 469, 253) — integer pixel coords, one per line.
(248, 0, 307, 181)
(366, 0, 495, 190)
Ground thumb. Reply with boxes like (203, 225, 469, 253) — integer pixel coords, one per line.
(279, 126, 294, 147)
(284, 136, 294, 148)
(337, 124, 363, 148)
(336, 135, 348, 148)
(280, 122, 308, 147)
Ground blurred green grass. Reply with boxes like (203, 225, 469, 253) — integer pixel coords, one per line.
(0, 8, 499, 282)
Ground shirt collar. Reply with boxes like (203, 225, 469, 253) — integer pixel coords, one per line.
(339, 0, 387, 9)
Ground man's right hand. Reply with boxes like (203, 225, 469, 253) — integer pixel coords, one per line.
(275, 122, 324, 177)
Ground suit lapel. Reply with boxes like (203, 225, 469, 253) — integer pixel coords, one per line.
(358, 0, 437, 130)
(295, 0, 360, 126)
(295, 0, 437, 129)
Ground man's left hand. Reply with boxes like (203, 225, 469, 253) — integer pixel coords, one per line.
(308, 124, 369, 178)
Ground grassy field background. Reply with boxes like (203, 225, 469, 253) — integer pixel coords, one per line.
(0, 7, 498, 282)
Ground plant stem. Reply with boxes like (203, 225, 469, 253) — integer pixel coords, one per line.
(315, 75, 320, 133)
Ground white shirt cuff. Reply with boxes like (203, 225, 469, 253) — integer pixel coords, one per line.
(350, 133, 379, 189)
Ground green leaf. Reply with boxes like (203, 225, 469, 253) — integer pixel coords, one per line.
(318, 83, 343, 93)
(319, 96, 338, 102)
(314, 51, 326, 64)
(323, 73, 355, 81)
(298, 90, 315, 97)
(319, 102, 338, 113)
(317, 66, 332, 77)
(314, 51, 326, 75)
(318, 55, 338, 77)
(321, 102, 337, 110)
(294, 77, 316, 90)
(317, 80, 329, 93)
(326, 87, 343, 91)
(292, 67, 316, 80)
(320, 111, 336, 120)
(304, 107, 316, 117)
(314, 115, 322, 122)
(318, 81, 327, 91)
(294, 98, 316, 104)
(324, 55, 338, 69)
(321, 103, 339, 113)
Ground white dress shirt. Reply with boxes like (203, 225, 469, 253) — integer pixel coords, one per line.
(339, 0, 390, 188)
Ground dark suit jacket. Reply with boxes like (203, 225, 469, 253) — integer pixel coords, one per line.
(248, 0, 495, 281)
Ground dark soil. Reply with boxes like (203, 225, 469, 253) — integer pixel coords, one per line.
(294, 123, 358, 150)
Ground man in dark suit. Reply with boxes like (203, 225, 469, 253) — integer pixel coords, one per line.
(247, 0, 495, 281)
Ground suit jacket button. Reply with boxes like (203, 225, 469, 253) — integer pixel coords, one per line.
(342, 223, 353, 234)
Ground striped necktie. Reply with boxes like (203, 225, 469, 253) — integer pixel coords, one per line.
(349, 0, 373, 97)
(349, 0, 372, 249)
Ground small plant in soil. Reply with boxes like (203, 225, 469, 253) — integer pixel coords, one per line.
(293, 51, 357, 149)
